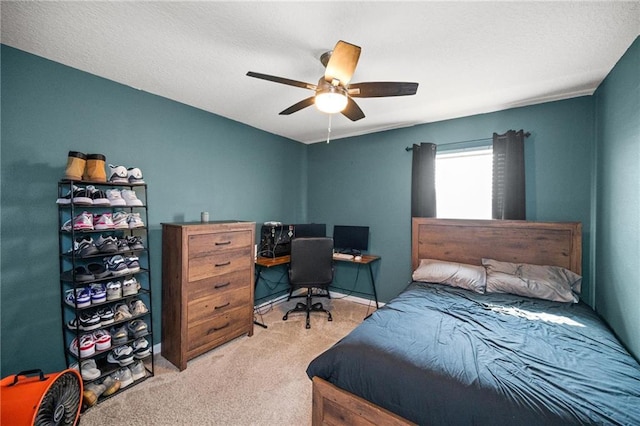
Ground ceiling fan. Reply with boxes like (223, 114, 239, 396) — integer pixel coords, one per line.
(246, 40, 419, 122)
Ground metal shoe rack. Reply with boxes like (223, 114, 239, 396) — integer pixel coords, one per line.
(57, 180, 154, 408)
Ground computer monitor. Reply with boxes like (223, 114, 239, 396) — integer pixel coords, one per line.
(332, 225, 369, 255)
(293, 223, 326, 238)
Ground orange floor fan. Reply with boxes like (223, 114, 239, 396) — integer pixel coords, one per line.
(1, 369, 82, 426)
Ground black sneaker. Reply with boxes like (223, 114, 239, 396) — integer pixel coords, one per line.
(68, 236, 100, 257)
(86, 185, 110, 206)
(125, 236, 145, 251)
(71, 187, 93, 206)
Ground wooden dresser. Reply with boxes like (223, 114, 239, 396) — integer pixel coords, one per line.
(161, 221, 255, 371)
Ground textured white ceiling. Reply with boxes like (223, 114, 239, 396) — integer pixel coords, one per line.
(2, 1, 639, 144)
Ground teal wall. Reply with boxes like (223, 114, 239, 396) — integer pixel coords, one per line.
(308, 97, 595, 303)
(593, 37, 640, 359)
(1, 45, 306, 376)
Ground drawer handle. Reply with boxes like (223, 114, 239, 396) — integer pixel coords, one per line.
(208, 322, 230, 334)
(214, 302, 230, 310)
(215, 261, 231, 267)
(215, 241, 231, 246)
(214, 282, 231, 289)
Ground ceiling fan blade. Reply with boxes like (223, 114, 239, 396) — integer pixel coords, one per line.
(279, 97, 316, 115)
(325, 40, 361, 86)
(246, 71, 316, 90)
(348, 82, 419, 98)
(341, 98, 365, 122)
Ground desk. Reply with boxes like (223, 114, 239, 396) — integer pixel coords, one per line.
(254, 254, 381, 311)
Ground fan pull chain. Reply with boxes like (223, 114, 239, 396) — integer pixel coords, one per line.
(326, 114, 332, 144)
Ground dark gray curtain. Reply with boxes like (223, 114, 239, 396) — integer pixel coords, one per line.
(411, 143, 437, 217)
(492, 130, 526, 220)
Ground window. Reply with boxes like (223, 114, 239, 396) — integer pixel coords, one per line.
(435, 147, 492, 219)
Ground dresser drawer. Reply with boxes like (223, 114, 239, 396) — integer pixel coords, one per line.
(186, 269, 250, 301)
(187, 306, 252, 358)
(188, 231, 252, 256)
(188, 247, 252, 282)
(187, 286, 251, 325)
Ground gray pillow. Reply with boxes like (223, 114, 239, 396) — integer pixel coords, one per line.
(482, 258, 582, 303)
(412, 259, 486, 293)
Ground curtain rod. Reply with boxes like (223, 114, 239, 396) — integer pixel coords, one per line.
(405, 131, 530, 151)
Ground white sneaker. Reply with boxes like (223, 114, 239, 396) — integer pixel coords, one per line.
(93, 213, 115, 230)
(128, 212, 145, 229)
(122, 277, 140, 296)
(127, 167, 145, 185)
(106, 189, 127, 207)
(121, 189, 143, 206)
(112, 211, 130, 229)
(106, 281, 122, 300)
(108, 164, 128, 183)
(70, 359, 101, 380)
(129, 360, 147, 381)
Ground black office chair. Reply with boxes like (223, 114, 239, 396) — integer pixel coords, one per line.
(283, 237, 334, 329)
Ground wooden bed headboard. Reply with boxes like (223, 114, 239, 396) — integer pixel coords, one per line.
(411, 218, 582, 275)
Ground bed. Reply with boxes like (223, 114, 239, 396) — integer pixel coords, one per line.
(307, 218, 640, 425)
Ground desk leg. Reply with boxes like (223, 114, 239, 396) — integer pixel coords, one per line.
(254, 267, 268, 329)
(367, 263, 379, 309)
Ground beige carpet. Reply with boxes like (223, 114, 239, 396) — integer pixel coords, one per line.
(79, 297, 374, 425)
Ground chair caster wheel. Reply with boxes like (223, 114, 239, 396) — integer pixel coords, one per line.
(306, 323, 311, 329)
(328, 317, 333, 322)
(283, 315, 288, 321)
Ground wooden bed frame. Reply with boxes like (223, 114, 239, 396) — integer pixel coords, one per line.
(311, 218, 582, 426)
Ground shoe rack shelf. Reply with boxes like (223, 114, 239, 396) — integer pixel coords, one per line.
(57, 180, 154, 409)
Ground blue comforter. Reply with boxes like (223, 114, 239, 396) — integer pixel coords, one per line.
(307, 282, 640, 425)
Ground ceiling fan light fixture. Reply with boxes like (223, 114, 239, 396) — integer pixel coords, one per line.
(315, 86, 348, 114)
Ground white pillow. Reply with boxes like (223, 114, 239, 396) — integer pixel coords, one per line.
(412, 259, 486, 294)
(482, 258, 582, 303)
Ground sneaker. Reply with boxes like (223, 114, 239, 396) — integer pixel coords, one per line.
(95, 235, 118, 254)
(106, 281, 122, 300)
(70, 334, 95, 358)
(125, 256, 140, 273)
(122, 277, 140, 296)
(110, 325, 129, 346)
(71, 187, 93, 206)
(88, 263, 110, 279)
(111, 367, 134, 388)
(62, 266, 94, 282)
(79, 311, 101, 331)
(108, 164, 128, 183)
(114, 303, 133, 322)
(56, 185, 82, 205)
(101, 376, 121, 397)
(107, 345, 135, 367)
(89, 283, 107, 303)
(129, 360, 147, 381)
(70, 359, 101, 381)
(106, 188, 127, 207)
(120, 189, 143, 206)
(93, 213, 115, 230)
(93, 329, 112, 351)
(66, 317, 80, 330)
(112, 211, 130, 229)
(86, 185, 110, 206)
(61, 212, 94, 231)
(117, 237, 131, 252)
(97, 305, 115, 325)
(67, 236, 100, 257)
(104, 255, 129, 276)
(132, 338, 151, 359)
(83, 381, 106, 407)
(64, 287, 92, 308)
(127, 212, 145, 229)
(125, 236, 145, 251)
(127, 167, 145, 185)
(129, 299, 148, 316)
(127, 319, 148, 339)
